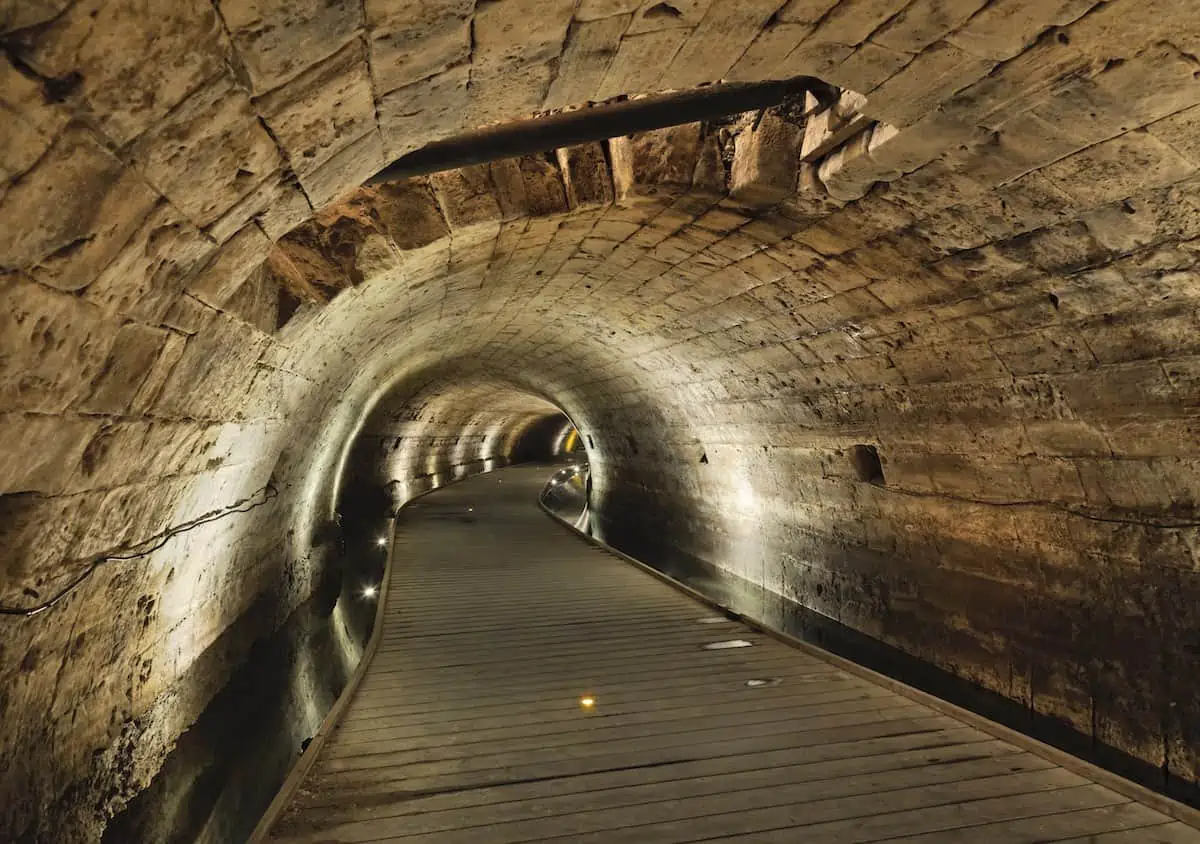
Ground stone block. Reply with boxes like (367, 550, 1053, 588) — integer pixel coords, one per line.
(544, 15, 629, 109)
(84, 201, 218, 322)
(807, 0, 910, 45)
(956, 170, 1076, 239)
(217, 0, 362, 94)
(0, 56, 69, 183)
(1091, 42, 1200, 127)
(912, 205, 989, 254)
(372, 179, 452, 248)
(160, 292, 218, 335)
(989, 328, 1096, 376)
(256, 41, 377, 180)
(223, 263, 280, 334)
(1023, 78, 1134, 153)
(264, 243, 339, 305)
(862, 118, 948, 174)
(467, 63, 555, 127)
(129, 74, 282, 229)
(129, 333, 188, 414)
(998, 220, 1107, 275)
(1065, 0, 1200, 59)
(891, 341, 1008, 384)
(730, 112, 803, 209)
(596, 29, 688, 100)
(775, 37, 854, 80)
(627, 0, 715, 34)
(1040, 129, 1197, 208)
(871, 0, 989, 54)
(187, 224, 271, 309)
(659, 0, 789, 89)
(0, 272, 122, 413)
(472, 0, 575, 71)
(1148, 104, 1200, 167)
(939, 34, 1099, 131)
(0, 413, 102, 495)
(19, 0, 228, 144)
(77, 323, 172, 414)
(557, 144, 616, 208)
(430, 166, 504, 230)
(776, 0, 839, 25)
(818, 134, 875, 202)
(866, 40, 995, 127)
(366, 0, 472, 93)
(489, 157, 569, 220)
(298, 129, 386, 210)
(1081, 198, 1161, 255)
(0, 125, 160, 293)
(378, 65, 471, 159)
(823, 42, 913, 94)
(207, 172, 314, 244)
(726, 23, 814, 83)
(1, 0, 71, 33)
(610, 123, 708, 202)
(945, 0, 1097, 61)
(576, 0, 641, 19)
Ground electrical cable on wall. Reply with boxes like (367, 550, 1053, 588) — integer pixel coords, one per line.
(0, 482, 279, 618)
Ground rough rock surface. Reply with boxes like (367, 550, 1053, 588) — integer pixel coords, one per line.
(4, 0, 1200, 840)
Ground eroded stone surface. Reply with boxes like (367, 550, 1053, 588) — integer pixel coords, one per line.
(256, 41, 377, 180)
(0, 126, 160, 293)
(5, 2, 1200, 841)
(129, 74, 282, 229)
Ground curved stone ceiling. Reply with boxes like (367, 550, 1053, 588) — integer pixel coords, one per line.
(4, 0, 1200, 839)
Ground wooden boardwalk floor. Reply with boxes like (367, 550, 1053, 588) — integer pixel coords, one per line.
(265, 466, 1200, 844)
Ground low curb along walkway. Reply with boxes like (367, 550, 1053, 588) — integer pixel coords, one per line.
(264, 466, 1200, 844)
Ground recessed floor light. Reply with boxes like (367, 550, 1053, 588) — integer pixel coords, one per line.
(703, 639, 753, 650)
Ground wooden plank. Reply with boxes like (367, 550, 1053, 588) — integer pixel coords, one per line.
(887, 803, 1187, 842)
(1054, 823, 1200, 843)
(263, 466, 1200, 844)
(272, 737, 1014, 834)
(286, 754, 1060, 843)
(538, 784, 1128, 844)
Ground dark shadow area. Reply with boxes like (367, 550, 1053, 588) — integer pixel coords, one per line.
(511, 414, 572, 463)
(102, 530, 389, 844)
(541, 466, 1200, 812)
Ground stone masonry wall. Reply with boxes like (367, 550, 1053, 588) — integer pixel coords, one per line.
(346, 378, 568, 512)
(4, 0, 1200, 838)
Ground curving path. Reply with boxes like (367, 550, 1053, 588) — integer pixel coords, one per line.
(264, 467, 1200, 844)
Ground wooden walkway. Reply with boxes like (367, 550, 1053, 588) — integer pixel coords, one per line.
(264, 466, 1200, 844)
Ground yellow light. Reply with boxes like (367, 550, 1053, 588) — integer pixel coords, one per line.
(579, 695, 596, 709)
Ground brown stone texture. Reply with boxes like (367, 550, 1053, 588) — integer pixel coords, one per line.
(366, 0, 474, 93)
(6, 0, 1200, 841)
(128, 75, 283, 230)
(255, 41, 377, 181)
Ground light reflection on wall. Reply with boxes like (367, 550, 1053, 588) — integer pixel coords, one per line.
(683, 446, 770, 595)
(364, 378, 572, 513)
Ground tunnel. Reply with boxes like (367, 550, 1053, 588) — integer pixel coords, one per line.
(3, 0, 1200, 840)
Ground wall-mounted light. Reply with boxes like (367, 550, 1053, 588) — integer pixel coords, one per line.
(361, 585, 379, 599)
(376, 537, 387, 548)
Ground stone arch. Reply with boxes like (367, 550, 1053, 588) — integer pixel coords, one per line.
(6, 0, 1200, 838)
